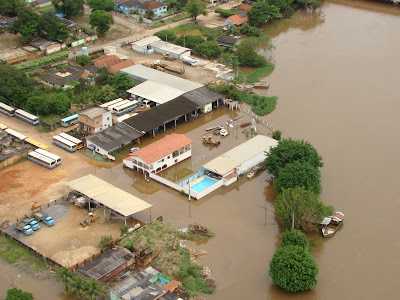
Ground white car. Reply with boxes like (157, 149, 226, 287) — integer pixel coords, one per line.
(247, 171, 255, 179)
(220, 129, 228, 136)
(130, 147, 140, 153)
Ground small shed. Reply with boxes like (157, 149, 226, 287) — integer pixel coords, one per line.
(131, 36, 161, 54)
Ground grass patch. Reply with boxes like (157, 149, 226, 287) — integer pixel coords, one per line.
(38, 125, 52, 133)
(120, 220, 215, 296)
(246, 62, 275, 84)
(82, 149, 112, 163)
(0, 235, 50, 272)
(152, 13, 190, 28)
(40, 114, 62, 125)
(239, 92, 278, 116)
(169, 24, 223, 38)
(34, 4, 54, 12)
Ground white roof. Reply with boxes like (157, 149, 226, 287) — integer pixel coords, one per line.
(5, 128, 27, 140)
(132, 36, 161, 48)
(150, 40, 191, 56)
(67, 175, 152, 217)
(203, 135, 278, 176)
(127, 81, 184, 104)
(121, 65, 203, 93)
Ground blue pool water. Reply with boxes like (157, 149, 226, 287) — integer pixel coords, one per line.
(190, 177, 217, 192)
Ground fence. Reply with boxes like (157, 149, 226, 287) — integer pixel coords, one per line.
(238, 104, 275, 134)
(149, 172, 183, 191)
(179, 169, 205, 187)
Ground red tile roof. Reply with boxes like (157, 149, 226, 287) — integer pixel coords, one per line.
(80, 72, 90, 79)
(108, 59, 134, 74)
(163, 280, 181, 293)
(228, 14, 248, 25)
(92, 55, 122, 68)
(239, 3, 252, 12)
(138, 1, 166, 10)
(128, 134, 192, 164)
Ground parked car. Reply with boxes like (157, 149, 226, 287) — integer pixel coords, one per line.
(130, 147, 140, 153)
(220, 129, 228, 136)
(247, 171, 255, 179)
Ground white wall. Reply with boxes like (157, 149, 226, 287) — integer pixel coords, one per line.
(86, 139, 109, 156)
(101, 111, 112, 132)
(203, 104, 212, 113)
(237, 153, 266, 175)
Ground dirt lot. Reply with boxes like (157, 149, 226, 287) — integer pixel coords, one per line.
(0, 32, 21, 50)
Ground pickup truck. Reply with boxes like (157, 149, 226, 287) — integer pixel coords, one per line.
(15, 220, 33, 235)
(21, 216, 40, 231)
(32, 211, 55, 227)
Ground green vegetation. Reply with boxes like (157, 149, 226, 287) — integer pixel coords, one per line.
(0, 0, 25, 16)
(119, 220, 215, 296)
(40, 114, 62, 126)
(154, 29, 177, 42)
(239, 93, 277, 116)
(98, 235, 113, 249)
(0, 235, 50, 272)
(193, 41, 223, 59)
(152, 13, 190, 28)
(38, 12, 69, 42)
(174, 35, 205, 48)
(209, 83, 241, 101)
(6, 288, 34, 300)
(15, 51, 68, 71)
(246, 63, 275, 83)
(34, 4, 55, 12)
(88, 0, 115, 11)
(185, 0, 207, 20)
(89, 10, 114, 35)
(269, 244, 318, 292)
(248, 1, 280, 26)
(276, 187, 333, 231)
(281, 229, 309, 249)
(215, 8, 237, 17)
(54, 0, 84, 18)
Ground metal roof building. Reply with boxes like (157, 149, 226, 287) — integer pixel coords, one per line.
(127, 81, 184, 105)
(182, 86, 225, 108)
(121, 65, 203, 92)
(149, 40, 191, 59)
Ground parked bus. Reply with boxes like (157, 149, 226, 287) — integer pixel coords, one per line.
(52, 135, 77, 152)
(28, 151, 57, 169)
(34, 148, 62, 166)
(60, 114, 78, 127)
(0, 102, 15, 117)
(58, 132, 83, 150)
(0, 122, 8, 130)
(25, 137, 50, 151)
(4, 128, 27, 141)
(100, 98, 125, 109)
(15, 109, 39, 126)
(107, 100, 130, 112)
(113, 100, 138, 116)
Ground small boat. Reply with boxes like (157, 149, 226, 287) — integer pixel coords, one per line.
(320, 212, 344, 237)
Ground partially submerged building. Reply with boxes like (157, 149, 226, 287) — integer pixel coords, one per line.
(123, 134, 192, 173)
(78, 106, 112, 134)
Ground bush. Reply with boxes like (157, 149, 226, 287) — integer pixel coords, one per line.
(235, 48, 267, 67)
(209, 83, 241, 101)
(273, 130, 282, 141)
(120, 225, 129, 236)
(281, 229, 309, 250)
(269, 245, 318, 292)
(98, 235, 113, 249)
(239, 93, 277, 116)
(174, 35, 205, 49)
(154, 29, 177, 42)
(246, 62, 275, 84)
(6, 288, 34, 300)
(193, 41, 223, 58)
(76, 55, 92, 66)
(215, 8, 236, 17)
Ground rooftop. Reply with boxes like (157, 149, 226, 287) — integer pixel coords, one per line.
(128, 133, 192, 164)
(181, 86, 224, 107)
(138, 1, 166, 10)
(118, 0, 143, 7)
(29, 37, 55, 49)
(228, 14, 248, 25)
(108, 59, 134, 73)
(67, 174, 152, 217)
(132, 36, 161, 48)
(39, 66, 84, 87)
(127, 81, 184, 105)
(121, 65, 202, 93)
(78, 106, 109, 119)
(58, 17, 83, 31)
(239, 3, 253, 12)
(150, 40, 190, 56)
(86, 122, 143, 152)
(92, 55, 122, 68)
(217, 35, 241, 46)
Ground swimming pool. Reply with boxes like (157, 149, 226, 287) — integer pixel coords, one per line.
(190, 177, 217, 192)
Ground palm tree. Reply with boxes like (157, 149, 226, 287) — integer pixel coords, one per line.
(68, 276, 87, 299)
(55, 267, 75, 292)
(83, 279, 107, 300)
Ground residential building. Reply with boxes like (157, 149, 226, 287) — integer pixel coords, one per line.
(216, 36, 241, 49)
(225, 14, 249, 26)
(0, 15, 16, 29)
(78, 106, 112, 134)
(137, 1, 168, 17)
(28, 0, 53, 8)
(108, 59, 134, 74)
(57, 17, 83, 33)
(123, 133, 192, 173)
(238, 3, 253, 13)
(115, 0, 144, 14)
(92, 55, 122, 69)
(39, 67, 85, 88)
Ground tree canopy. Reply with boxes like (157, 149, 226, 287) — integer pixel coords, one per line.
(8, 7, 40, 44)
(6, 288, 34, 300)
(268, 0, 294, 17)
(269, 245, 318, 292)
(113, 73, 135, 97)
(248, 2, 280, 26)
(154, 29, 177, 42)
(281, 229, 309, 249)
(235, 48, 267, 67)
(193, 41, 223, 58)
(265, 138, 324, 178)
(275, 186, 332, 231)
(185, 0, 207, 20)
(0, 0, 24, 16)
(38, 12, 69, 42)
(89, 10, 114, 35)
(54, 0, 84, 18)
(275, 161, 322, 195)
(174, 35, 205, 49)
(88, 0, 115, 11)
(295, 0, 322, 8)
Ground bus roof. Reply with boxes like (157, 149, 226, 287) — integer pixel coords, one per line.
(35, 148, 61, 161)
(58, 132, 82, 144)
(114, 100, 138, 111)
(29, 151, 55, 165)
(25, 137, 49, 151)
(15, 109, 38, 120)
(0, 102, 15, 111)
(61, 114, 78, 123)
(100, 98, 124, 108)
(53, 135, 76, 147)
(4, 128, 27, 140)
(107, 100, 130, 110)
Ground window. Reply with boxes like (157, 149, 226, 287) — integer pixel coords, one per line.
(167, 156, 170, 159)
(107, 117, 110, 120)
(175, 159, 178, 163)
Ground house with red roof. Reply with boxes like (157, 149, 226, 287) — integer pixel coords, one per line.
(225, 13, 249, 26)
(123, 134, 192, 173)
(137, 1, 168, 17)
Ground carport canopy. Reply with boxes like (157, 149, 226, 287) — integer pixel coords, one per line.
(67, 175, 152, 221)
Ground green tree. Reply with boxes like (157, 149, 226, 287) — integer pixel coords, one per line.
(6, 288, 34, 300)
(0, 64, 36, 107)
(94, 85, 116, 103)
(265, 138, 324, 178)
(51, 93, 71, 114)
(210, 83, 241, 101)
(275, 186, 332, 231)
(248, 2, 280, 26)
(113, 72, 135, 96)
(281, 229, 309, 249)
(0, 0, 24, 16)
(54, 0, 84, 18)
(38, 12, 69, 42)
(76, 55, 92, 66)
(215, 8, 236, 17)
(55, 267, 75, 292)
(83, 279, 107, 300)
(269, 245, 318, 292)
(146, 9, 155, 20)
(88, 0, 115, 11)
(295, 0, 322, 8)
(8, 7, 40, 44)
(185, 0, 207, 20)
(193, 41, 223, 58)
(239, 24, 262, 37)
(89, 10, 114, 35)
(275, 161, 321, 195)
(25, 94, 51, 115)
(98, 234, 113, 249)
(235, 48, 267, 67)
(154, 29, 176, 42)
(68, 275, 87, 299)
(174, 35, 205, 48)
(95, 67, 113, 86)
(268, 0, 294, 17)
(238, 35, 273, 53)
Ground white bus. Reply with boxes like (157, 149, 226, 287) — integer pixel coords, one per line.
(100, 98, 125, 109)
(34, 148, 62, 166)
(58, 132, 83, 150)
(0, 102, 15, 117)
(15, 109, 39, 126)
(52, 135, 77, 152)
(4, 128, 27, 141)
(28, 151, 57, 169)
(113, 100, 138, 116)
(60, 114, 78, 127)
(107, 100, 130, 112)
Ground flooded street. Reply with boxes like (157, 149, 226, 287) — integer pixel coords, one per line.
(1, 0, 400, 299)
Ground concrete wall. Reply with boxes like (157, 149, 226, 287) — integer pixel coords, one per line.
(195, 179, 224, 199)
(86, 139, 109, 156)
(149, 172, 183, 191)
(101, 112, 112, 132)
(0, 151, 29, 169)
(237, 152, 266, 175)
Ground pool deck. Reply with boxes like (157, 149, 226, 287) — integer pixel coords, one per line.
(183, 176, 206, 190)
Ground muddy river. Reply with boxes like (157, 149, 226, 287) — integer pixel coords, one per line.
(1, 0, 400, 299)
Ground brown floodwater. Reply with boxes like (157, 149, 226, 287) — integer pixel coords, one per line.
(2, 1, 400, 299)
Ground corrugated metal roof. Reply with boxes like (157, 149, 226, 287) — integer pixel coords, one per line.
(132, 36, 161, 48)
(127, 81, 184, 105)
(67, 174, 152, 217)
(150, 40, 190, 56)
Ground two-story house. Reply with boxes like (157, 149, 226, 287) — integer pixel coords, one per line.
(123, 134, 192, 174)
(115, 0, 144, 14)
(78, 106, 112, 134)
(137, 1, 168, 18)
